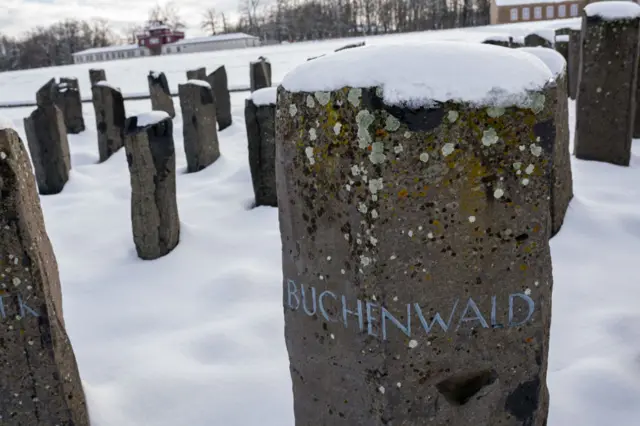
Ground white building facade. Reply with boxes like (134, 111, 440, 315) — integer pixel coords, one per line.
(72, 33, 260, 65)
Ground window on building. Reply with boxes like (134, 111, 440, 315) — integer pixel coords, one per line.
(570, 3, 578, 16)
(177, 47, 181, 52)
(558, 5, 566, 17)
(546, 5, 554, 18)
(510, 8, 518, 21)
(166, 47, 172, 53)
(534, 6, 542, 19)
(522, 7, 531, 20)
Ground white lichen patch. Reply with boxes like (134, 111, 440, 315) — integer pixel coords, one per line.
(408, 339, 418, 348)
(358, 203, 368, 214)
(525, 164, 535, 174)
(289, 104, 298, 117)
(513, 162, 522, 170)
(376, 87, 383, 97)
(356, 110, 375, 148)
(427, 232, 434, 239)
(482, 128, 499, 146)
(522, 178, 530, 186)
(370, 236, 378, 246)
(360, 255, 372, 266)
(345, 184, 351, 192)
(447, 110, 459, 123)
(378, 386, 386, 394)
(408, 230, 414, 237)
(0, 152, 6, 160)
(528, 93, 546, 114)
(369, 142, 386, 164)
(309, 128, 317, 141)
(397, 382, 402, 388)
(331, 333, 335, 339)
(486, 106, 505, 118)
(419, 152, 430, 163)
(305, 147, 315, 165)
(12, 277, 21, 286)
(351, 165, 361, 176)
(333, 122, 342, 135)
(306, 95, 316, 108)
(525, 288, 532, 296)
(469, 216, 476, 223)
(441, 143, 455, 157)
(369, 177, 383, 194)
(341, 269, 346, 274)
(314, 91, 331, 106)
(385, 115, 401, 132)
(519, 145, 526, 151)
(371, 209, 379, 219)
(348, 88, 362, 107)
(390, 254, 397, 260)
(404, 131, 411, 139)
(530, 145, 542, 157)
(494, 188, 504, 199)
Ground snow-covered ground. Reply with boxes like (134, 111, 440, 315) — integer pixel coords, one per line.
(3, 17, 640, 426)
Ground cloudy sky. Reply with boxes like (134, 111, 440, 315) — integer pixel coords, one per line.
(1, 0, 244, 39)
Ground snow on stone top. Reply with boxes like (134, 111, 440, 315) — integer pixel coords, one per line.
(530, 29, 556, 43)
(134, 111, 171, 128)
(585, 1, 640, 20)
(483, 34, 511, 42)
(555, 34, 570, 42)
(95, 81, 121, 92)
(518, 47, 566, 77)
(184, 79, 211, 89)
(251, 87, 278, 106)
(0, 115, 14, 131)
(281, 42, 554, 108)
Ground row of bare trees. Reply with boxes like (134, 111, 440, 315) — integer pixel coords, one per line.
(0, 0, 490, 71)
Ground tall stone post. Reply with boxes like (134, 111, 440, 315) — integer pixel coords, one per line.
(519, 47, 573, 237)
(250, 57, 272, 92)
(207, 65, 233, 131)
(92, 82, 126, 162)
(568, 29, 581, 100)
(575, 2, 640, 166)
(335, 41, 366, 52)
(124, 112, 180, 260)
(524, 33, 553, 48)
(554, 35, 569, 64)
(482, 35, 511, 47)
(58, 77, 85, 134)
(23, 105, 71, 195)
(179, 81, 220, 173)
(148, 71, 176, 118)
(276, 43, 556, 426)
(186, 67, 207, 81)
(0, 127, 91, 426)
(89, 68, 106, 86)
(245, 87, 277, 207)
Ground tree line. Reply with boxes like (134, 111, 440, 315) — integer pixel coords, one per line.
(0, 0, 490, 72)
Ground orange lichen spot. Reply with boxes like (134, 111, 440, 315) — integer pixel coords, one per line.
(367, 145, 373, 151)
(423, 185, 429, 191)
(533, 224, 540, 233)
(398, 189, 409, 198)
(376, 129, 387, 137)
(525, 337, 534, 343)
(520, 264, 528, 271)
(424, 274, 432, 281)
(433, 220, 441, 226)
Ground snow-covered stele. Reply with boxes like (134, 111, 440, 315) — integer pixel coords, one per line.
(281, 42, 553, 108)
(251, 87, 278, 106)
(518, 47, 567, 77)
(94, 80, 121, 92)
(185, 79, 212, 89)
(585, 1, 640, 20)
(133, 111, 171, 128)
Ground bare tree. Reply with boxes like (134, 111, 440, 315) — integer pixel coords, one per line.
(220, 12, 229, 33)
(147, 2, 186, 31)
(201, 8, 218, 35)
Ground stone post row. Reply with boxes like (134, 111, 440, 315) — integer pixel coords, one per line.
(250, 57, 272, 92)
(92, 81, 126, 163)
(0, 127, 90, 425)
(186, 67, 207, 81)
(148, 71, 176, 118)
(36, 78, 85, 134)
(89, 68, 106, 86)
(276, 42, 555, 426)
(206, 65, 233, 131)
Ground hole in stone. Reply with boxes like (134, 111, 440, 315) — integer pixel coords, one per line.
(435, 369, 497, 406)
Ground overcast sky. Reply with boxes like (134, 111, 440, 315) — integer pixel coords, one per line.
(1, 0, 243, 39)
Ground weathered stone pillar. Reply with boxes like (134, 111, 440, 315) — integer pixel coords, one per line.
(335, 41, 366, 52)
(124, 112, 180, 260)
(482, 35, 511, 47)
(245, 87, 277, 207)
(554, 34, 569, 64)
(575, 3, 640, 166)
(89, 68, 106, 86)
(519, 47, 573, 237)
(92, 81, 126, 162)
(0, 127, 90, 426)
(178, 81, 220, 172)
(58, 77, 85, 134)
(555, 27, 573, 36)
(148, 71, 176, 118)
(186, 67, 207, 81)
(250, 57, 272, 92)
(207, 65, 233, 131)
(23, 105, 71, 195)
(524, 33, 553, 48)
(568, 29, 581, 100)
(276, 43, 556, 426)
(509, 36, 525, 48)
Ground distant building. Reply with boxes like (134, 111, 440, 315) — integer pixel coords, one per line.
(72, 20, 260, 64)
(490, 0, 588, 24)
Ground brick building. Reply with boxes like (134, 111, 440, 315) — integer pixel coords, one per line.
(490, 0, 588, 24)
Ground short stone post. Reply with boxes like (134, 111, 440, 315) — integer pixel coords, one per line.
(0, 127, 90, 425)
(245, 87, 277, 207)
(124, 112, 180, 260)
(207, 65, 233, 131)
(23, 105, 71, 195)
(58, 77, 85, 134)
(148, 71, 176, 118)
(179, 81, 220, 172)
(250, 57, 272, 92)
(575, 2, 640, 166)
(509, 36, 525, 48)
(186, 67, 207, 81)
(568, 29, 581, 100)
(524, 32, 553, 48)
(335, 41, 366, 52)
(482, 35, 511, 47)
(89, 68, 106, 86)
(92, 81, 126, 163)
(276, 43, 556, 425)
(519, 47, 573, 237)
